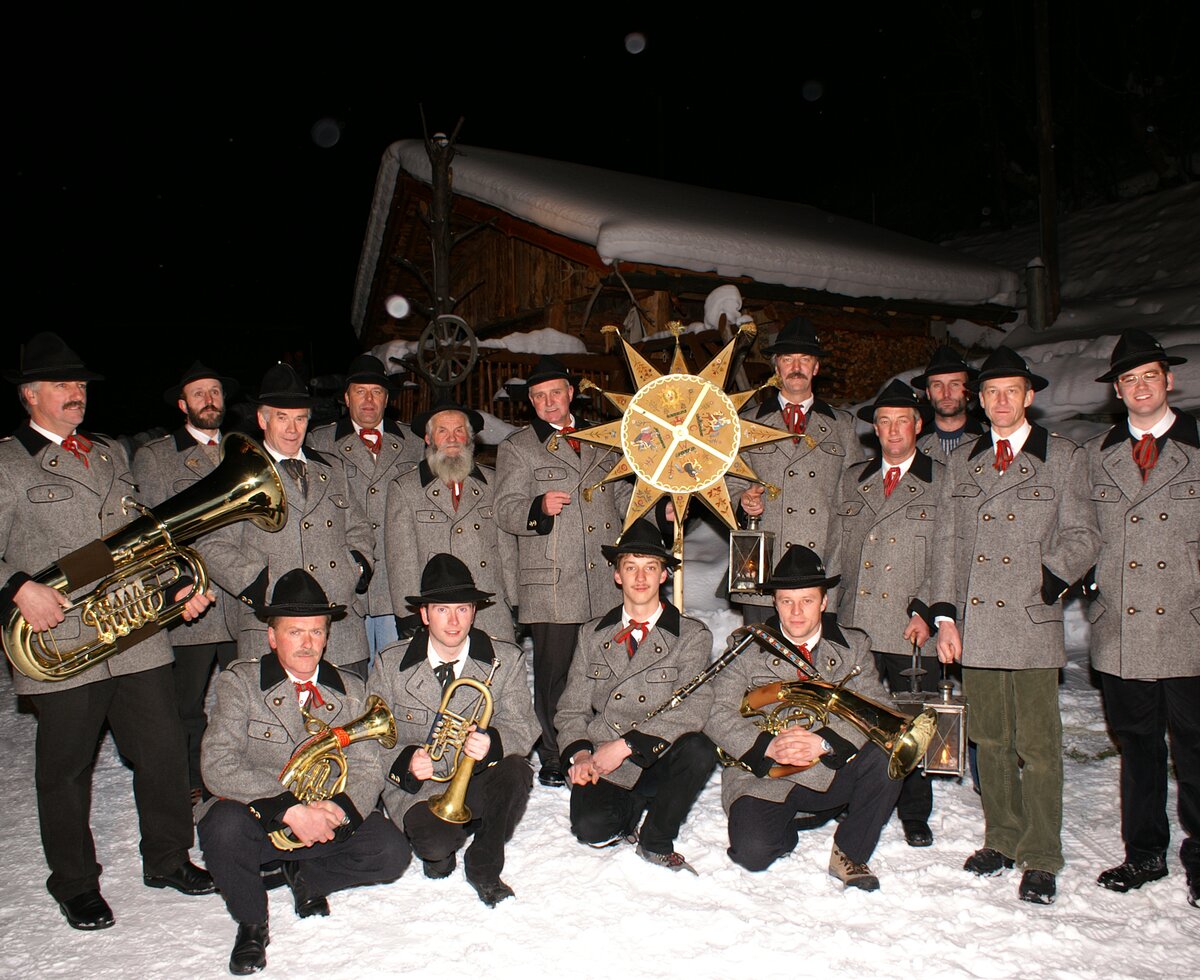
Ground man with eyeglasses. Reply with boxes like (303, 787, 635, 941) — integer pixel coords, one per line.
(1084, 329, 1199, 908)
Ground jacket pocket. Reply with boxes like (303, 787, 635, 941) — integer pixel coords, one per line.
(534, 467, 569, 482)
(1168, 481, 1199, 500)
(905, 505, 936, 521)
(416, 510, 448, 524)
(328, 494, 349, 509)
(586, 662, 613, 680)
(952, 484, 981, 498)
(838, 501, 864, 517)
(1017, 486, 1055, 501)
(1091, 484, 1121, 503)
(1085, 597, 1106, 624)
(646, 667, 679, 684)
(247, 721, 290, 744)
(1026, 601, 1063, 624)
(27, 484, 74, 503)
(519, 566, 561, 586)
(396, 705, 429, 726)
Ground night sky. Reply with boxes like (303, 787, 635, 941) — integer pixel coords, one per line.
(7, 3, 1196, 434)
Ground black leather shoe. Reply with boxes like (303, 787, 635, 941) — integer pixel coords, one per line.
(1018, 869, 1057, 905)
(538, 764, 565, 788)
(58, 889, 114, 930)
(229, 922, 269, 975)
(423, 854, 457, 879)
(1097, 854, 1167, 893)
(902, 819, 934, 848)
(144, 860, 216, 896)
(964, 847, 1015, 876)
(467, 876, 515, 908)
(282, 862, 330, 918)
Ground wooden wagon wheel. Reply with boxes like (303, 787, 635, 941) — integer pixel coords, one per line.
(415, 314, 478, 389)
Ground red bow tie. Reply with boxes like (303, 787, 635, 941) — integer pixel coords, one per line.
(558, 425, 581, 454)
(613, 620, 649, 657)
(782, 403, 807, 439)
(883, 466, 901, 497)
(61, 433, 94, 467)
(994, 439, 1013, 474)
(794, 643, 812, 676)
(359, 428, 381, 454)
(1132, 434, 1158, 481)
(294, 681, 324, 707)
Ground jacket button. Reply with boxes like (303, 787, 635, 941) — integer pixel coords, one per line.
(859, 589, 868, 596)
(372, 523, 379, 530)
(996, 600, 1005, 608)
(887, 537, 895, 544)
(971, 597, 980, 605)
(1157, 561, 1166, 569)
(369, 487, 376, 494)
(432, 489, 439, 496)
(329, 561, 336, 568)
(273, 697, 283, 705)
(1032, 490, 1040, 497)
(326, 520, 333, 528)
(588, 525, 595, 532)
(480, 560, 487, 567)
(455, 527, 463, 534)
(1006, 514, 1015, 521)
(863, 561, 872, 568)
(1159, 513, 1168, 521)
(319, 473, 326, 481)
(788, 470, 796, 477)
(983, 514, 992, 521)
(303, 522, 311, 529)
(308, 564, 316, 571)
(1130, 516, 1139, 523)
(809, 471, 816, 478)
(1002, 556, 1011, 564)
(977, 555, 986, 562)
(1129, 561, 1138, 569)
(809, 507, 816, 515)
(881, 592, 888, 599)
(264, 731, 271, 738)
(1156, 607, 1165, 615)
(1127, 607, 1137, 615)
(474, 523, 480, 530)
(605, 522, 611, 529)
(638, 695, 646, 702)
(589, 562, 595, 569)
(787, 507, 795, 514)
(614, 693, 622, 700)
(49, 459, 58, 466)
(473, 488, 479, 495)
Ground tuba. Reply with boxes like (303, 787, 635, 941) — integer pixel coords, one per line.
(272, 694, 398, 850)
(2, 432, 287, 683)
(423, 662, 498, 824)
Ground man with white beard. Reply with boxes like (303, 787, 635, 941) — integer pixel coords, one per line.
(385, 400, 517, 641)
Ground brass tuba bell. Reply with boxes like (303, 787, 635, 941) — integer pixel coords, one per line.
(2, 432, 287, 683)
(271, 694, 399, 850)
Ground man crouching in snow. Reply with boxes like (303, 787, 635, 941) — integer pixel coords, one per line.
(555, 519, 716, 872)
(705, 545, 901, 891)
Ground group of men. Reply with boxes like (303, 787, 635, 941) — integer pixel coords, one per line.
(1, 321, 1196, 974)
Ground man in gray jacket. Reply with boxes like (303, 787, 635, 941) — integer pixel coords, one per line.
(934, 346, 1100, 905)
(386, 399, 516, 641)
(731, 317, 862, 623)
(1084, 329, 1199, 906)
(203, 363, 375, 677)
(133, 360, 241, 799)
(1, 333, 214, 931)
(556, 519, 716, 872)
(495, 355, 630, 787)
(706, 545, 901, 891)
(197, 569, 409, 975)
(307, 354, 422, 658)
(827, 380, 944, 848)
(369, 554, 538, 907)
(910, 345, 987, 464)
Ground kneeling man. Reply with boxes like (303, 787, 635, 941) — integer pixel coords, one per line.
(706, 545, 901, 891)
(198, 569, 410, 975)
(370, 554, 538, 907)
(556, 520, 716, 872)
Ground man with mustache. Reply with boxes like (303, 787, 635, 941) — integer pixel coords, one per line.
(134, 361, 243, 802)
(385, 399, 517, 641)
(910, 346, 987, 464)
(732, 317, 862, 624)
(0, 333, 216, 931)
(308, 354, 422, 660)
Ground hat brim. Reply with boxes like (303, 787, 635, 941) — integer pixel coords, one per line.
(411, 406, 485, 439)
(1095, 354, 1186, 383)
(975, 369, 1049, 392)
(344, 372, 403, 392)
(763, 573, 841, 592)
(601, 543, 680, 568)
(405, 587, 495, 607)
(761, 341, 829, 358)
(256, 601, 347, 621)
(163, 374, 240, 406)
(5, 367, 105, 384)
(909, 366, 979, 390)
(856, 400, 926, 423)
(251, 393, 316, 408)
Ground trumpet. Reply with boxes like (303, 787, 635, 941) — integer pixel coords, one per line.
(424, 661, 499, 824)
(272, 694, 398, 851)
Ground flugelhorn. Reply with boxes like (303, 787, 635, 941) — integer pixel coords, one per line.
(272, 694, 398, 851)
(3, 433, 287, 683)
(424, 661, 498, 824)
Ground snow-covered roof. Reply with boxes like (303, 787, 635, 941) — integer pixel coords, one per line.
(354, 140, 1019, 329)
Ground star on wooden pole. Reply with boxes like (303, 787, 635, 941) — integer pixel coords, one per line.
(568, 321, 794, 610)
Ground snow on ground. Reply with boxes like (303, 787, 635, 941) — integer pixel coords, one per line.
(3, 517, 1196, 980)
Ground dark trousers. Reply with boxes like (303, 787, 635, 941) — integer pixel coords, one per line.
(198, 800, 409, 924)
(402, 755, 532, 883)
(29, 664, 194, 901)
(529, 622, 581, 764)
(173, 640, 237, 790)
(1100, 672, 1200, 869)
(727, 743, 900, 871)
(569, 732, 716, 854)
(875, 651, 936, 822)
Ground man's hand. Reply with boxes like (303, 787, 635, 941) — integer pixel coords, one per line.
(936, 621, 963, 664)
(739, 485, 765, 517)
(766, 727, 827, 768)
(541, 491, 572, 517)
(462, 725, 491, 763)
(309, 798, 347, 826)
(177, 586, 215, 622)
(282, 802, 342, 847)
(903, 613, 931, 648)
(591, 737, 632, 776)
(14, 581, 69, 632)
(567, 750, 599, 786)
(409, 747, 435, 781)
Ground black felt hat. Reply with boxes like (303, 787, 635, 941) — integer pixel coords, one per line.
(909, 345, 979, 390)
(975, 346, 1048, 392)
(258, 568, 347, 619)
(601, 518, 680, 568)
(856, 379, 926, 423)
(252, 363, 314, 408)
(763, 545, 840, 592)
(523, 355, 574, 391)
(761, 317, 830, 358)
(344, 353, 402, 392)
(406, 553, 495, 606)
(162, 360, 240, 406)
(4, 332, 104, 384)
(411, 398, 485, 440)
(1095, 329, 1187, 383)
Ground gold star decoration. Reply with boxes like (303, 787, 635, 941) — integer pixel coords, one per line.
(569, 321, 793, 591)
